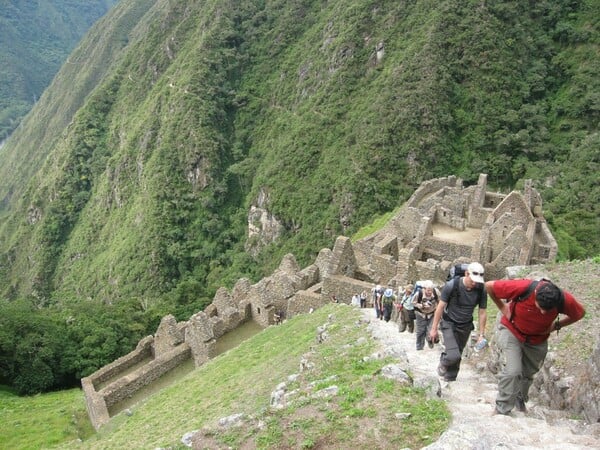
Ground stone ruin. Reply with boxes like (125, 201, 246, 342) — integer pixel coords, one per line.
(82, 173, 559, 429)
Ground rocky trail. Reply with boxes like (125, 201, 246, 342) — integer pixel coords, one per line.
(361, 308, 600, 450)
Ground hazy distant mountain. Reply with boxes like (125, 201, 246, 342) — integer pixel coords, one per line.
(0, 0, 118, 140)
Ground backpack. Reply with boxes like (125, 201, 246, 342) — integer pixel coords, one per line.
(382, 288, 395, 305)
(409, 280, 427, 304)
(447, 263, 469, 281)
(414, 287, 439, 303)
(510, 278, 564, 311)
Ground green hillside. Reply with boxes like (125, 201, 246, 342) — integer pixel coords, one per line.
(0, 0, 118, 141)
(0, 0, 598, 395)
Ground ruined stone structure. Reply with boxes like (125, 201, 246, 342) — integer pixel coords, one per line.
(82, 174, 558, 429)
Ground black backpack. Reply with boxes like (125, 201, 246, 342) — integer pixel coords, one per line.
(447, 263, 469, 281)
(511, 278, 564, 309)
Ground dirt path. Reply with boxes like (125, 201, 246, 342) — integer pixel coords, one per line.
(362, 308, 600, 449)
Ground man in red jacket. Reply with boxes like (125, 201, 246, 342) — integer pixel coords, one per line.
(485, 278, 585, 415)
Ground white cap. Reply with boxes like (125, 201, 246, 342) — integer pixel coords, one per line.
(467, 262, 485, 284)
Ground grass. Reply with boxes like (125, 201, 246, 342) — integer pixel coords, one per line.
(351, 207, 401, 241)
(3, 303, 450, 449)
(0, 386, 92, 450)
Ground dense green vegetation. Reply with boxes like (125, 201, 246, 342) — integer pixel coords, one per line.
(0, 0, 117, 141)
(0, 0, 598, 395)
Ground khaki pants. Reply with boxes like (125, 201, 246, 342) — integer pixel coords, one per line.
(495, 325, 548, 414)
(398, 308, 414, 333)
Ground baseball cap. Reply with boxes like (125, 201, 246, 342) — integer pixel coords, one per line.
(467, 262, 485, 284)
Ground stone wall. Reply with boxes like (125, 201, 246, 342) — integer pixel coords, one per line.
(83, 174, 561, 429)
(422, 236, 473, 262)
(103, 345, 191, 412)
(569, 339, 600, 424)
(287, 284, 325, 317)
(323, 275, 374, 305)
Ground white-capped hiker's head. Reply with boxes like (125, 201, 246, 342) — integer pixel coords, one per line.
(466, 262, 485, 286)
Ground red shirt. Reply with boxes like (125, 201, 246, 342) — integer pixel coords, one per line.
(492, 279, 585, 345)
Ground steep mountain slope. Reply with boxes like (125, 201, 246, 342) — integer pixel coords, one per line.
(0, 0, 598, 314)
(0, 0, 118, 140)
(0, 0, 158, 213)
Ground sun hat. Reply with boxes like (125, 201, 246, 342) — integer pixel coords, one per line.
(384, 288, 394, 297)
(422, 280, 434, 289)
(467, 262, 485, 284)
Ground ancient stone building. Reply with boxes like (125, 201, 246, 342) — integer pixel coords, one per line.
(82, 174, 558, 429)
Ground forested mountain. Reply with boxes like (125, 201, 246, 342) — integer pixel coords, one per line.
(0, 0, 118, 141)
(0, 0, 598, 394)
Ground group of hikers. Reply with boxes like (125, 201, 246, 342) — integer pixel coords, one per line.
(351, 262, 586, 416)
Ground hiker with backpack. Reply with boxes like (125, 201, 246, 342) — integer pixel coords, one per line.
(412, 280, 440, 350)
(430, 262, 488, 381)
(485, 278, 585, 415)
(398, 284, 415, 333)
(382, 287, 396, 322)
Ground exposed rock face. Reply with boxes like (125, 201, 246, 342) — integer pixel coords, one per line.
(246, 187, 284, 257)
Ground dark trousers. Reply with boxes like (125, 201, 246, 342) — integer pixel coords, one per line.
(383, 303, 393, 322)
(439, 318, 473, 380)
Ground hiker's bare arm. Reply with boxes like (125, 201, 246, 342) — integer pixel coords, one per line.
(551, 308, 586, 334)
(478, 307, 487, 338)
(485, 281, 510, 319)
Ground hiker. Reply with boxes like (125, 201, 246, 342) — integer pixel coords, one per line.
(382, 287, 396, 322)
(485, 278, 585, 415)
(372, 284, 384, 319)
(412, 280, 440, 350)
(351, 293, 360, 307)
(398, 284, 415, 333)
(359, 290, 368, 308)
(430, 262, 487, 381)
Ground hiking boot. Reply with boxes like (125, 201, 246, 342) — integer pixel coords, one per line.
(437, 363, 447, 377)
(515, 397, 527, 413)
